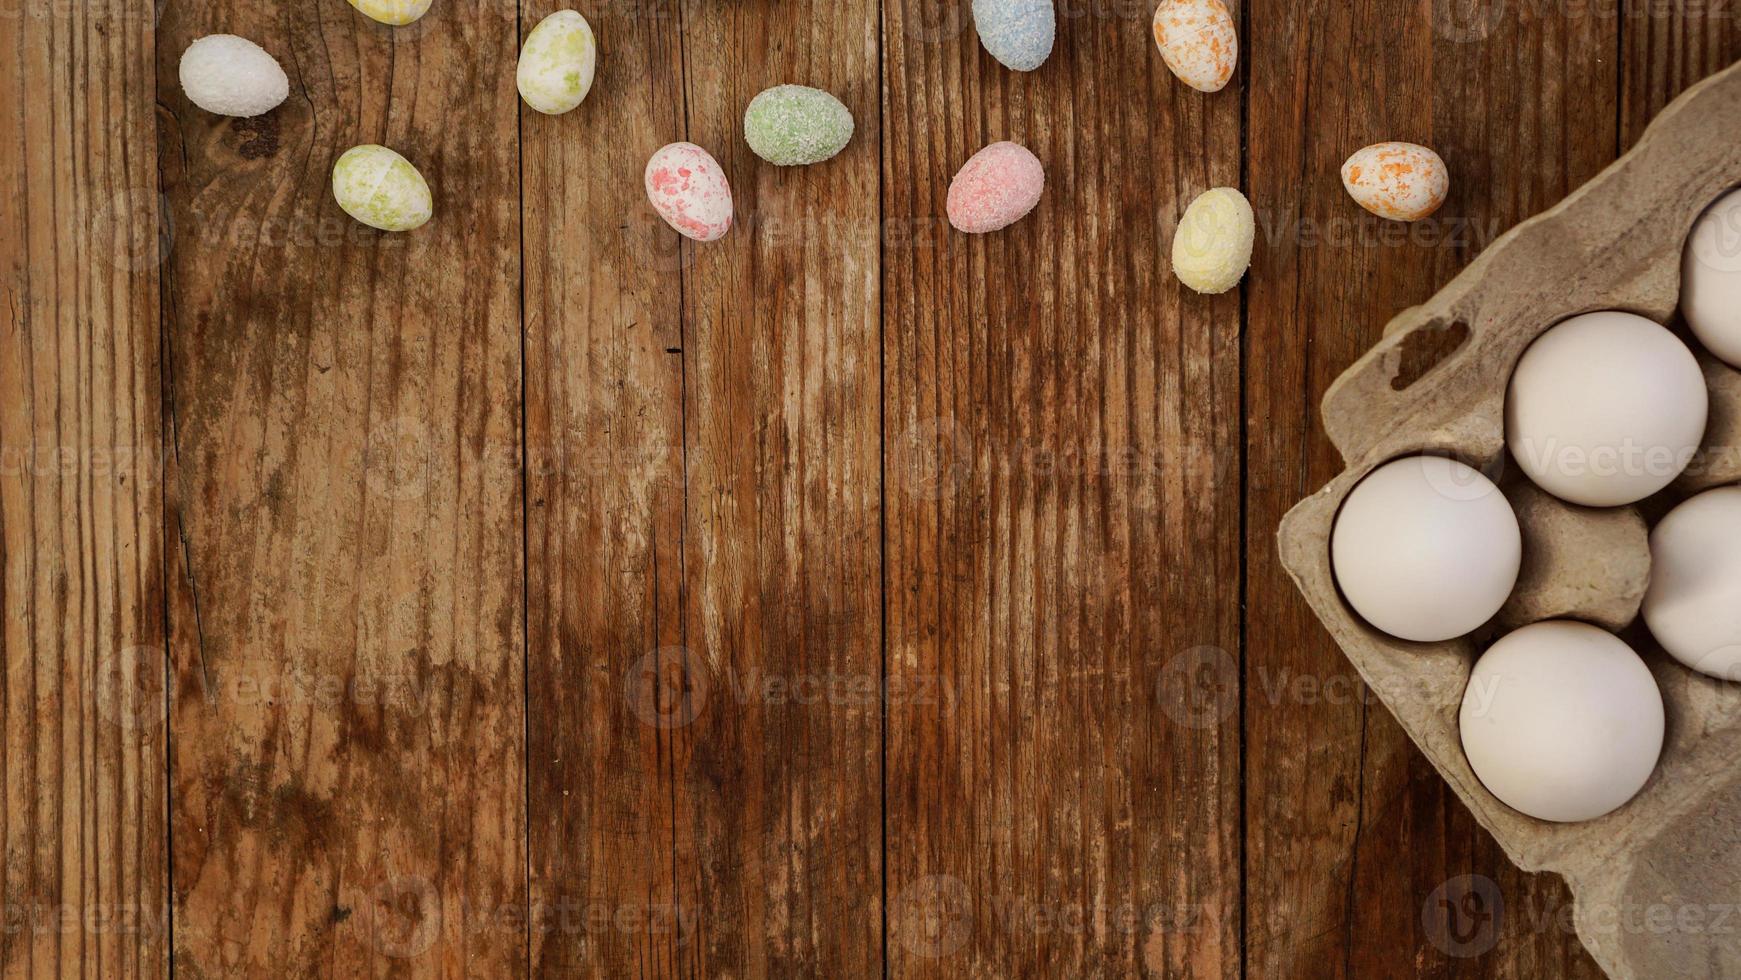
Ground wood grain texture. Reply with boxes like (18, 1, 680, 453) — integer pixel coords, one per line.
(882, 2, 1243, 975)
(1, 1, 168, 976)
(522, 0, 687, 974)
(674, 1, 885, 975)
(6, 1, 1739, 976)
(157, 1, 524, 974)
(1244, 0, 1619, 976)
(1622, 0, 1741, 144)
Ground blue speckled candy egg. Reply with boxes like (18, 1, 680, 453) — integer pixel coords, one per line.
(971, 0, 1055, 72)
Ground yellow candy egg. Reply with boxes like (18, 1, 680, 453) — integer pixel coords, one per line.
(1172, 187, 1254, 295)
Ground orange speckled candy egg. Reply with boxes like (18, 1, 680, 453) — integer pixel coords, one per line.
(1152, 0, 1237, 94)
(1341, 142, 1450, 222)
(644, 142, 734, 243)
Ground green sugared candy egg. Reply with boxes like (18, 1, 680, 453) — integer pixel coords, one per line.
(517, 10, 598, 116)
(332, 145, 433, 233)
(743, 85, 854, 166)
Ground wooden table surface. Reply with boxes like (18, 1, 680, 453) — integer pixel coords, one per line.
(4, 0, 1739, 976)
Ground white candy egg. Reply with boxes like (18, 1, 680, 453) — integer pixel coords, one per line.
(517, 10, 598, 116)
(644, 142, 733, 242)
(1331, 456, 1521, 643)
(1172, 187, 1254, 295)
(348, 0, 433, 26)
(1507, 311, 1707, 507)
(1643, 486, 1741, 681)
(1681, 188, 1741, 369)
(332, 145, 433, 233)
(1460, 621, 1664, 823)
(1341, 142, 1450, 222)
(178, 35, 289, 118)
(1152, 0, 1238, 94)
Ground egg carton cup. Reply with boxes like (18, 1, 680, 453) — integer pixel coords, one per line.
(1278, 61, 1741, 979)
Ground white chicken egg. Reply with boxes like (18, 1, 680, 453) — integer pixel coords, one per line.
(1507, 311, 1707, 507)
(1460, 620, 1664, 823)
(1643, 486, 1741, 681)
(1331, 455, 1522, 643)
(1681, 188, 1741, 369)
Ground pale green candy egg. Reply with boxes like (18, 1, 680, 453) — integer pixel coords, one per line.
(332, 145, 433, 233)
(348, 0, 432, 26)
(517, 10, 598, 115)
(743, 85, 854, 166)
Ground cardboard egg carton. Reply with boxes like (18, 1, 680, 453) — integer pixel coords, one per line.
(1278, 61, 1741, 979)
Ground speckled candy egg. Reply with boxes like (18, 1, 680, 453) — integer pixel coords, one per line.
(1152, 0, 1238, 94)
(743, 85, 854, 166)
(332, 145, 433, 232)
(517, 10, 597, 115)
(178, 35, 289, 118)
(946, 141, 1045, 234)
(972, 0, 1055, 72)
(644, 142, 733, 242)
(348, 0, 432, 26)
(1172, 187, 1254, 295)
(1341, 142, 1450, 222)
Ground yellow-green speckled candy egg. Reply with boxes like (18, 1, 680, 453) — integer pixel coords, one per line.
(517, 10, 598, 115)
(348, 0, 432, 26)
(332, 145, 433, 232)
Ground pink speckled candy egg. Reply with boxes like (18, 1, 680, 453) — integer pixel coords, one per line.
(1152, 0, 1238, 94)
(644, 142, 733, 242)
(1341, 142, 1450, 222)
(946, 141, 1045, 234)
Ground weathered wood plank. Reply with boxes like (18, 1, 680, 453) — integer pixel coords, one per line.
(522, 0, 687, 974)
(1244, 0, 1620, 975)
(1622, 1, 1741, 144)
(670, 2, 885, 975)
(1, 1, 168, 976)
(882, 3, 1243, 975)
(157, 2, 524, 974)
